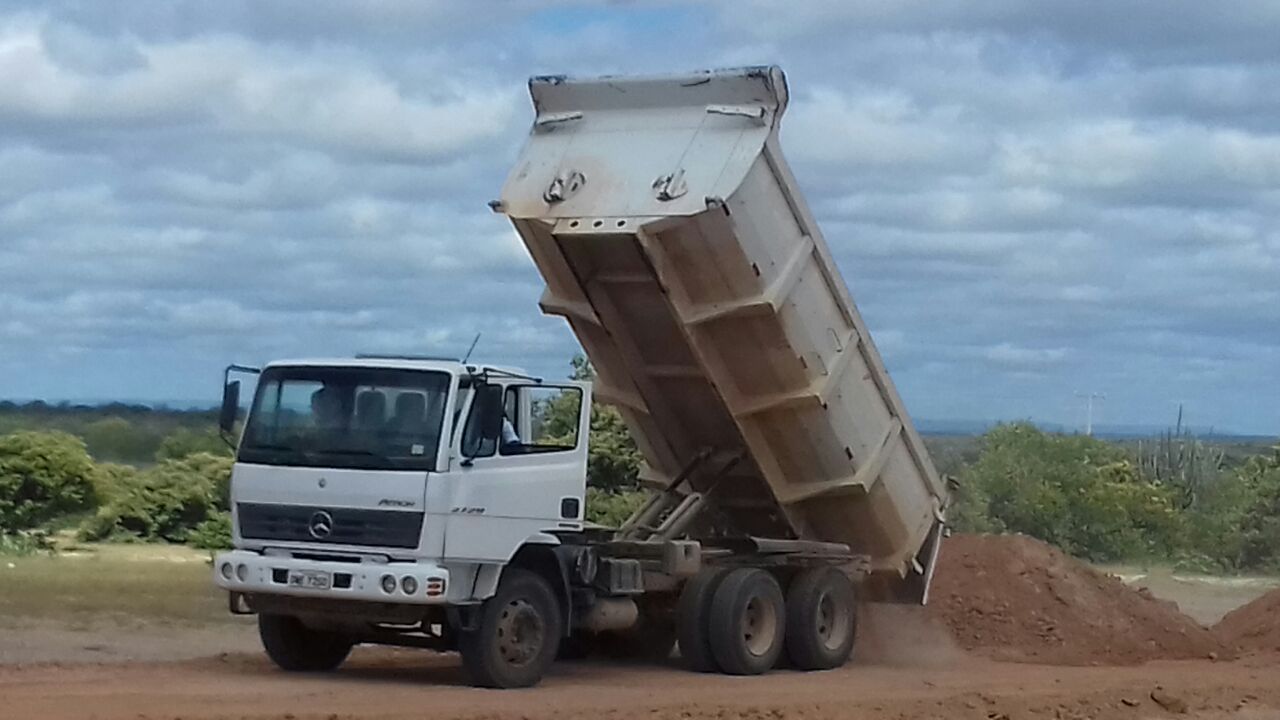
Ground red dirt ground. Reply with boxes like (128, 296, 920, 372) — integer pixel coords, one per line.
(4, 533, 1277, 719)
(1215, 587, 1280, 653)
(3, 649, 1278, 720)
(927, 533, 1230, 665)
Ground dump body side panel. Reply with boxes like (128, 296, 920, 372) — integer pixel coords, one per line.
(500, 67, 948, 598)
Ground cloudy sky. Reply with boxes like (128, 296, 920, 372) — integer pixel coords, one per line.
(1, 2, 1277, 434)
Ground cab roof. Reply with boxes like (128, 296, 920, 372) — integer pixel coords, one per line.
(263, 356, 532, 378)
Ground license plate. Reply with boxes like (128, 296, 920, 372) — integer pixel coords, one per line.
(287, 570, 332, 590)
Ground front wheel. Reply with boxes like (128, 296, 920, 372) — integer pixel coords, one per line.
(458, 568, 563, 688)
(258, 614, 353, 672)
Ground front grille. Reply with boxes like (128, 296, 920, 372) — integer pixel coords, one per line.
(237, 502, 424, 549)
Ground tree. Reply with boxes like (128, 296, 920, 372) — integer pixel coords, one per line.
(563, 355, 643, 492)
(0, 431, 96, 531)
(585, 487, 646, 526)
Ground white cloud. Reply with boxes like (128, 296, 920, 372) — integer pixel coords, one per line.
(983, 343, 1068, 368)
(0, 21, 518, 160)
(0, 3, 1276, 433)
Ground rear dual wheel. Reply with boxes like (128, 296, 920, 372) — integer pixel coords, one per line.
(676, 566, 857, 675)
(784, 567, 857, 670)
(676, 566, 732, 672)
(709, 568, 787, 674)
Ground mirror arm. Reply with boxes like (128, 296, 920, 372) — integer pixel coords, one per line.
(223, 363, 261, 383)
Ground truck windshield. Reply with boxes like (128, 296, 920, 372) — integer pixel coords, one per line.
(238, 366, 451, 472)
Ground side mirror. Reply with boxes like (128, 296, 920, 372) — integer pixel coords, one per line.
(461, 384, 504, 463)
(219, 380, 241, 435)
(478, 388, 504, 445)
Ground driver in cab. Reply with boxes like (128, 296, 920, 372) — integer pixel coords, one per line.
(309, 386, 346, 445)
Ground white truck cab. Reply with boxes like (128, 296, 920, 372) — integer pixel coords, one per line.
(214, 356, 595, 686)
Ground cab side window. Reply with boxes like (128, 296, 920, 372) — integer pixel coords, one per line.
(500, 386, 583, 455)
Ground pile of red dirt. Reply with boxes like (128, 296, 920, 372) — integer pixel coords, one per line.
(926, 533, 1229, 665)
(1214, 588, 1280, 653)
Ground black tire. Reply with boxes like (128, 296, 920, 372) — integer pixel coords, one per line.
(458, 568, 563, 688)
(708, 568, 786, 675)
(676, 566, 731, 672)
(784, 567, 857, 670)
(258, 614, 353, 672)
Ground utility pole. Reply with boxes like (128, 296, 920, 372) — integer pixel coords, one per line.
(1075, 391, 1106, 436)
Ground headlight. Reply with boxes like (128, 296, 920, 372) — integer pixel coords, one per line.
(220, 562, 233, 580)
(235, 563, 248, 582)
(380, 574, 397, 594)
(401, 576, 419, 595)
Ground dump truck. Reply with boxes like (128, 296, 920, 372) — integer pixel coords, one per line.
(212, 66, 949, 689)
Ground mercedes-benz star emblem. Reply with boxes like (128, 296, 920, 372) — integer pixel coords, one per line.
(308, 510, 334, 539)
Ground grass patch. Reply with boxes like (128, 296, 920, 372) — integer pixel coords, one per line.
(0, 542, 233, 627)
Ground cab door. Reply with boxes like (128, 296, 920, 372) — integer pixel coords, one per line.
(440, 381, 590, 562)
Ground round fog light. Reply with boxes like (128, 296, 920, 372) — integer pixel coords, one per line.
(380, 574, 397, 594)
(401, 576, 418, 595)
(235, 563, 248, 582)
(220, 562, 233, 580)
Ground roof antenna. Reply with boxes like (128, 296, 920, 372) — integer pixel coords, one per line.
(461, 333, 482, 364)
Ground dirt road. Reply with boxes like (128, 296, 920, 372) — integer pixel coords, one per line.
(5, 536, 1277, 719)
(2, 646, 1277, 720)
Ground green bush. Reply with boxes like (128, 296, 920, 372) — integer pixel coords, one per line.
(585, 487, 647, 527)
(0, 530, 56, 556)
(81, 416, 163, 463)
(0, 431, 97, 531)
(190, 511, 233, 550)
(89, 462, 140, 505)
(1232, 448, 1280, 570)
(156, 428, 230, 462)
(954, 423, 1184, 562)
(80, 452, 233, 543)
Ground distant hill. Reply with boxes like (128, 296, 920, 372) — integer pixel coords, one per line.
(916, 418, 1273, 442)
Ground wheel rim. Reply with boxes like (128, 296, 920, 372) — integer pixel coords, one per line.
(496, 598, 544, 667)
(815, 591, 852, 651)
(741, 593, 779, 657)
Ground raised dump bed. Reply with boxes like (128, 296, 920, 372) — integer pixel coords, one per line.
(498, 66, 949, 601)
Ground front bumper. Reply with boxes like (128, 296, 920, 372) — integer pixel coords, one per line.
(213, 549, 450, 605)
